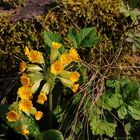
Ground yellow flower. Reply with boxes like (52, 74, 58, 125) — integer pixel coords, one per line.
(51, 61, 64, 75)
(18, 86, 32, 99)
(20, 74, 30, 86)
(19, 99, 33, 113)
(19, 61, 26, 73)
(69, 71, 80, 83)
(6, 110, 20, 122)
(69, 47, 79, 62)
(21, 129, 29, 136)
(37, 92, 47, 105)
(52, 42, 62, 49)
(60, 53, 72, 65)
(24, 46, 30, 56)
(34, 111, 43, 120)
(72, 84, 79, 93)
(28, 50, 44, 64)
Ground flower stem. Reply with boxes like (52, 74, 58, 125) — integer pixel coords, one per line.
(48, 88, 53, 129)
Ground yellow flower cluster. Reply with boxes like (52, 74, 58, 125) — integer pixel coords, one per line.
(6, 41, 81, 136)
(50, 42, 80, 93)
(18, 73, 33, 114)
(6, 57, 44, 136)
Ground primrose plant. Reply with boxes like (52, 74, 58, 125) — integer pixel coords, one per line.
(5, 32, 81, 138)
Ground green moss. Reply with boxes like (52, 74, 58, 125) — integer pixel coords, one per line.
(0, 17, 43, 75)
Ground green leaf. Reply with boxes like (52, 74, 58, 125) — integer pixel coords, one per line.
(108, 93, 123, 108)
(6, 113, 40, 137)
(43, 31, 62, 48)
(72, 122, 83, 135)
(26, 115, 40, 137)
(72, 93, 82, 105)
(78, 28, 100, 47)
(135, 32, 140, 37)
(79, 65, 87, 83)
(134, 39, 140, 48)
(67, 28, 78, 48)
(104, 122, 117, 137)
(90, 115, 116, 137)
(130, 9, 140, 23)
(34, 129, 64, 140)
(117, 105, 127, 119)
(68, 27, 100, 48)
(128, 105, 140, 120)
(53, 105, 63, 123)
(119, 3, 130, 17)
(106, 80, 116, 88)
(129, 100, 140, 108)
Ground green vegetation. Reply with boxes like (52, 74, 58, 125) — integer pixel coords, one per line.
(0, 0, 140, 139)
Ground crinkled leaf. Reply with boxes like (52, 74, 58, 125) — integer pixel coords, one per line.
(130, 9, 140, 23)
(106, 80, 116, 88)
(53, 105, 63, 123)
(134, 39, 140, 48)
(44, 31, 62, 48)
(67, 28, 78, 48)
(104, 122, 117, 137)
(90, 115, 116, 137)
(117, 105, 127, 119)
(108, 93, 123, 108)
(135, 32, 140, 37)
(119, 3, 130, 17)
(72, 122, 83, 135)
(128, 105, 140, 120)
(76, 27, 100, 48)
(68, 27, 100, 48)
(79, 65, 87, 83)
(72, 93, 82, 105)
(26, 115, 40, 137)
